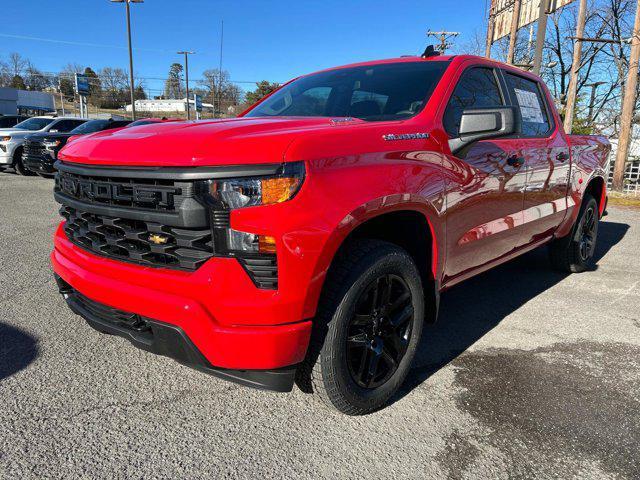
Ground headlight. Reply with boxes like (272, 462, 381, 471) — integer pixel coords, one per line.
(200, 162, 304, 255)
(44, 140, 62, 149)
(1, 136, 11, 142)
(206, 162, 305, 209)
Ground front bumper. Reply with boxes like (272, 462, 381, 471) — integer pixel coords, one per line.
(56, 275, 298, 391)
(52, 224, 312, 374)
(0, 148, 12, 165)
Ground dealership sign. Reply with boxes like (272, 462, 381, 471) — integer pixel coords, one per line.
(74, 73, 90, 96)
(491, 0, 575, 42)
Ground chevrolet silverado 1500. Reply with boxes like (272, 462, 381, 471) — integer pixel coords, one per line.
(51, 53, 610, 414)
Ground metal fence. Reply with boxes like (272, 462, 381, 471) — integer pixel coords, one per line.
(607, 155, 640, 197)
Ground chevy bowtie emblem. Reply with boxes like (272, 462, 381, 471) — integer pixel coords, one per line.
(149, 233, 169, 245)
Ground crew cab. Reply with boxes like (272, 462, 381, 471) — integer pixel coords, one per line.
(0, 116, 86, 175)
(51, 53, 610, 414)
(22, 118, 132, 177)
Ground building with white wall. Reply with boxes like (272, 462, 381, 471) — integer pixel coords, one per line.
(0, 88, 55, 115)
(125, 98, 214, 113)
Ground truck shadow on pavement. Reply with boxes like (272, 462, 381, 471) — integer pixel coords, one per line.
(0, 323, 38, 382)
(399, 219, 631, 398)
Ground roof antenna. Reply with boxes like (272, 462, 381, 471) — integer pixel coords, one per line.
(421, 45, 440, 58)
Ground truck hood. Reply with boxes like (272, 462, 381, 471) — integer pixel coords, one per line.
(58, 117, 365, 167)
(27, 132, 74, 142)
(0, 128, 39, 138)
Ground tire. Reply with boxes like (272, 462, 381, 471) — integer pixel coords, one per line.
(549, 194, 599, 273)
(298, 239, 425, 415)
(13, 148, 34, 176)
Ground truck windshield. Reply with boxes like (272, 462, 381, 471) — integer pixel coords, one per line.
(70, 120, 111, 134)
(245, 61, 448, 122)
(13, 117, 55, 131)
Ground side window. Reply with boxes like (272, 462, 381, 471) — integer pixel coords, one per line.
(443, 67, 504, 137)
(504, 73, 552, 137)
(52, 120, 84, 132)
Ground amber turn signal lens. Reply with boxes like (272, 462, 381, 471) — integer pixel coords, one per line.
(258, 235, 277, 254)
(261, 177, 302, 205)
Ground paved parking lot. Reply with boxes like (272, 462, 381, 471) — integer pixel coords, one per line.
(1, 173, 638, 479)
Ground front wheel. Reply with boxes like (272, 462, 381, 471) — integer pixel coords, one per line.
(299, 240, 425, 415)
(549, 194, 599, 273)
(13, 149, 34, 176)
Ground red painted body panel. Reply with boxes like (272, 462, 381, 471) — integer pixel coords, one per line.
(52, 55, 610, 372)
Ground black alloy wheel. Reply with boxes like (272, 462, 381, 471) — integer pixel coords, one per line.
(346, 274, 413, 389)
(578, 203, 597, 262)
(298, 239, 426, 415)
(548, 193, 599, 273)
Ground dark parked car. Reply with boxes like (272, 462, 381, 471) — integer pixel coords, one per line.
(23, 118, 132, 177)
(0, 115, 29, 129)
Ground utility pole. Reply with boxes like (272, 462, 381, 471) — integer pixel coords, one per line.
(427, 30, 460, 53)
(563, 0, 587, 134)
(217, 20, 224, 119)
(507, 0, 523, 64)
(586, 81, 605, 125)
(613, 0, 640, 191)
(486, 0, 495, 58)
(532, 0, 549, 75)
(110, 0, 144, 120)
(58, 78, 65, 116)
(177, 51, 195, 120)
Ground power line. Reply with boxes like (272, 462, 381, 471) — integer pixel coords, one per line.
(0, 33, 170, 54)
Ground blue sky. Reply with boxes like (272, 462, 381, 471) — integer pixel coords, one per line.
(1, 0, 488, 96)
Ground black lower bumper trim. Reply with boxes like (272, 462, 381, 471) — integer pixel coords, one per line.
(55, 275, 297, 392)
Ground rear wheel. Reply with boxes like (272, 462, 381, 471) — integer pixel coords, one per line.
(298, 240, 425, 415)
(549, 194, 599, 273)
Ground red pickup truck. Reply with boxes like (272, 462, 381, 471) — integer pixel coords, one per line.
(52, 53, 610, 414)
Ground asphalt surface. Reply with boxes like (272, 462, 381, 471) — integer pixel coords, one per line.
(1, 173, 638, 479)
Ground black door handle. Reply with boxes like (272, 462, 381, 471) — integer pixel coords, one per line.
(507, 155, 525, 167)
(556, 151, 569, 162)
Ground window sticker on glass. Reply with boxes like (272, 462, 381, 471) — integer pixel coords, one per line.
(514, 88, 544, 123)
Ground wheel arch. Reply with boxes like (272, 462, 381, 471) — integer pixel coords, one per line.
(303, 200, 442, 324)
(584, 175, 606, 217)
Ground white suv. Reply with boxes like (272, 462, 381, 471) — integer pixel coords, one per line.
(0, 116, 86, 175)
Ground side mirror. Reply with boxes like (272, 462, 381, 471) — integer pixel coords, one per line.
(449, 107, 520, 154)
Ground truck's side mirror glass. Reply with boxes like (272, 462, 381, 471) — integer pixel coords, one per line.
(449, 107, 520, 155)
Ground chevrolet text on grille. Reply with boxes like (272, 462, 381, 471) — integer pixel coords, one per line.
(57, 174, 181, 208)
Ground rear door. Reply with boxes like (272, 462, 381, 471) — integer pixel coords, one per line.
(441, 65, 528, 282)
(501, 71, 570, 243)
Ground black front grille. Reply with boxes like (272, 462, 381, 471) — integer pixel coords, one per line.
(22, 141, 53, 172)
(23, 141, 45, 156)
(55, 170, 193, 212)
(60, 205, 213, 270)
(55, 163, 280, 288)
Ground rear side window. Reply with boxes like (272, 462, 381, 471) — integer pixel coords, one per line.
(504, 73, 551, 137)
(52, 120, 85, 132)
(443, 67, 504, 137)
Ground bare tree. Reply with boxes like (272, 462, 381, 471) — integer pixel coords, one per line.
(542, 0, 633, 131)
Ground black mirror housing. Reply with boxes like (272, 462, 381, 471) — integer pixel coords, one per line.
(449, 107, 520, 154)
